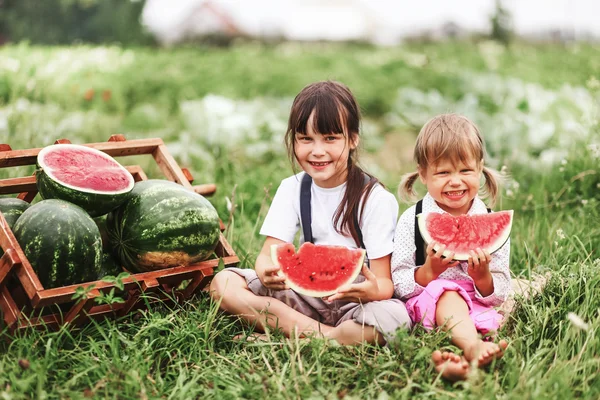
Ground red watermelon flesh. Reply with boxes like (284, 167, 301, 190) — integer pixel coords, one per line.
(36, 144, 135, 217)
(271, 242, 365, 297)
(41, 147, 131, 193)
(417, 210, 513, 260)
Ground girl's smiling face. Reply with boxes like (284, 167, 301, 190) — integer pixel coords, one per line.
(419, 156, 482, 216)
(294, 112, 358, 188)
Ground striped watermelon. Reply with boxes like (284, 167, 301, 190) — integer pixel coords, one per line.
(0, 198, 31, 229)
(0, 198, 31, 257)
(36, 144, 135, 217)
(12, 199, 103, 288)
(106, 180, 221, 273)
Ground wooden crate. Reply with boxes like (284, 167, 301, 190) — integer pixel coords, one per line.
(0, 135, 239, 333)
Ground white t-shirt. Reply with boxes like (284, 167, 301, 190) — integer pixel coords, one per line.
(260, 172, 399, 260)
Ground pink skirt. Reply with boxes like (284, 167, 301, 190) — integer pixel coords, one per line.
(405, 279, 502, 335)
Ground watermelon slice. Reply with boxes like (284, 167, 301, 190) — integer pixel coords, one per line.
(36, 144, 135, 217)
(270, 242, 365, 297)
(417, 210, 513, 261)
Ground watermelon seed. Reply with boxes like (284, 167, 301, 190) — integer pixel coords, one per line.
(309, 276, 315, 281)
(341, 266, 345, 270)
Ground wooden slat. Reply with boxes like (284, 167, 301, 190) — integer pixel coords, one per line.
(152, 144, 193, 189)
(0, 287, 19, 331)
(32, 256, 238, 307)
(64, 289, 100, 326)
(0, 249, 18, 287)
(108, 134, 126, 142)
(182, 267, 214, 298)
(0, 138, 164, 168)
(193, 184, 216, 197)
(181, 168, 194, 184)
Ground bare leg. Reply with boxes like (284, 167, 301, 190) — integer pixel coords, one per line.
(328, 320, 385, 345)
(210, 270, 334, 338)
(432, 291, 507, 380)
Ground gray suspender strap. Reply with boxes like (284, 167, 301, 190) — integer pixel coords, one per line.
(414, 200, 492, 266)
(299, 173, 369, 250)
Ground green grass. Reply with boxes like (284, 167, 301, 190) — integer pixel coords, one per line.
(0, 41, 599, 399)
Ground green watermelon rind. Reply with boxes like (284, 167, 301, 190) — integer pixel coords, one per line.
(270, 243, 366, 298)
(0, 198, 31, 229)
(12, 199, 103, 289)
(106, 180, 221, 273)
(416, 210, 513, 261)
(36, 144, 135, 217)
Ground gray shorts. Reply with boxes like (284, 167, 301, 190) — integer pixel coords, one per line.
(228, 267, 412, 342)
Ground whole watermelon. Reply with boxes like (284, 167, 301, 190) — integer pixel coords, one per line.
(0, 198, 31, 228)
(106, 180, 221, 273)
(0, 198, 31, 257)
(12, 199, 103, 288)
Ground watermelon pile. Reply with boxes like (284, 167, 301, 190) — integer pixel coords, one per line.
(0, 143, 221, 289)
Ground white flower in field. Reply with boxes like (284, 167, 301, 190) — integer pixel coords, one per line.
(581, 199, 589, 205)
(559, 167, 565, 172)
(506, 189, 514, 197)
(561, 159, 568, 165)
(588, 144, 600, 159)
(567, 312, 589, 331)
(556, 229, 566, 240)
(225, 196, 233, 213)
(587, 76, 600, 90)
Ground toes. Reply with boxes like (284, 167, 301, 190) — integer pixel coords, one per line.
(432, 350, 443, 364)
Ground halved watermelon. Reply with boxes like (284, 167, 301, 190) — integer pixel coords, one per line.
(417, 210, 513, 260)
(270, 242, 365, 297)
(36, 144, 135, 217)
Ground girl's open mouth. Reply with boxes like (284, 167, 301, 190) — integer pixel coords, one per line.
(444, 190, 465, 198)
(309, 161, 332, 168)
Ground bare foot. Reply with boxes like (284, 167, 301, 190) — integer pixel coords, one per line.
(432, 350, 470, 381)
(464, 339, 508, 367)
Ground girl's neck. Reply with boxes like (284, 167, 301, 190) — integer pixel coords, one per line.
(434, 199, 474, 216)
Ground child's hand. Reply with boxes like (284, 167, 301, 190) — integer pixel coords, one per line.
(424, 241, 460, 277)
(257, 264, 289, 291)
(467, 248, 492, 282)
(325, 264, 378, 303)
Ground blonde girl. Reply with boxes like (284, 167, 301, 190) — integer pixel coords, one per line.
(392, 113, 510, 381)
(210, 81, 411, 345)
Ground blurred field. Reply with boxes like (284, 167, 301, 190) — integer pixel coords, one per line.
(0, 41, 599, 399)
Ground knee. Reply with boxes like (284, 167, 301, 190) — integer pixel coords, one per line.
(438, 290, 464, 304)
(209, 270, 242, 302)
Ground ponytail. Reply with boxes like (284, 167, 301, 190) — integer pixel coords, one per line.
(397, 171, 420, 204)
(333, 162, 378, 247)
(481, 166, 503, 208)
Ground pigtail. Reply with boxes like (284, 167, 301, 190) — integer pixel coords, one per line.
(397, 171, 420, 204)
(481, 166, 503, 208)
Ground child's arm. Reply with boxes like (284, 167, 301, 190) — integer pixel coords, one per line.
(467, 238, 511, 306)
(326, 254, 394, 302)
(254, 236, 289, 290)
